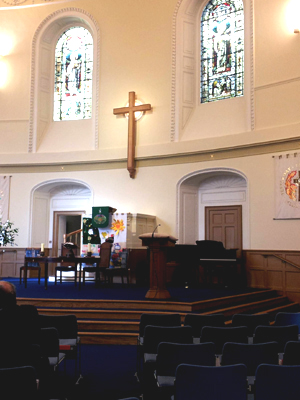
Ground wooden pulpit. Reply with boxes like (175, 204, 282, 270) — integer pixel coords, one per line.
(139, 233, 178, 299)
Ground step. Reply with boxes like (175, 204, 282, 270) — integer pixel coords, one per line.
(16, 289, 278, 313)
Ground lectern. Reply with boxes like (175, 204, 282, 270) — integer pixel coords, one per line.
(139, 233, 178, 299)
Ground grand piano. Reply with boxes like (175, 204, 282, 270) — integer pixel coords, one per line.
(196, 240, 239, 287)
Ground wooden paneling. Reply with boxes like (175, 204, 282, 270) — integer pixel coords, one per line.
(0, 249, 24, 277)
(244, 249, 300, 304)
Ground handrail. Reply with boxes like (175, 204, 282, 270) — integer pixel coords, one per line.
(270, 254, 300, 272)
(63, 228, 83, 243)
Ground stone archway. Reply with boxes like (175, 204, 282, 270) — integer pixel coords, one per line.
(177, 168, 249, 248)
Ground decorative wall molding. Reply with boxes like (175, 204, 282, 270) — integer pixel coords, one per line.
(255, 76, 300, 92)
(1, 134, 300, 174)
(1, 0, 76, 9)
(29, 7, 100, 152)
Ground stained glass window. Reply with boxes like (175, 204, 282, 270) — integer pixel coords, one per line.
(54, 26, 93, 121)
(201, 0, 244, 103)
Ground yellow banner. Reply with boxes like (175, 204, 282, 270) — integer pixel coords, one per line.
(0, 0, 76, 9)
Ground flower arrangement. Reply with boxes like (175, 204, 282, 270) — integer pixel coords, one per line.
(0, 220, 19, 247)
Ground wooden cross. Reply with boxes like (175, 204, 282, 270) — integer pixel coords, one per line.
(113, 91, 151, 178)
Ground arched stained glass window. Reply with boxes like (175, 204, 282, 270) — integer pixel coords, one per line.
(54, 26, 93, 121)
(201, 0, 244, 103)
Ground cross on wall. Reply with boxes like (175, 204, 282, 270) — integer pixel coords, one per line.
(113, 91, 152, 179)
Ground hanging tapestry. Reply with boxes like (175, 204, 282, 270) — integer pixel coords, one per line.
(0, 176, 10, 222)
(82, 217, 100, 244)
(92, 207, 110, 228)
(274, 153, 300, 219)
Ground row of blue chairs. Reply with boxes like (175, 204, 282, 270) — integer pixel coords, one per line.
(136, 311, 300, 398)
(121, 364, 300, 400)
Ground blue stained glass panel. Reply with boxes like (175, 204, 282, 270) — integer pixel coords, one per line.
(54, 26, 93, 121)
(201, 0, 244, 103)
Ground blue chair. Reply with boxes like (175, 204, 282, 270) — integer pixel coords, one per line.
(255, 364, 300, 400)
(142, 325, 193, 388)
(200, 326, 248, 354)
(175, 364, 247, 400)
(232, 313, 270, 337)
(20, 249, 41, 284)
(138, 313, 182, 345)
(253, 325, 299, 353)
(275, 312, 300, 338)
(156, 342, 216, 391)
(283, 341, 300, 365)
(0, 366, 38, 400)
(136, 313, 181, 381)
(222, 341, 279, 376)
(184, 313, 225, 343)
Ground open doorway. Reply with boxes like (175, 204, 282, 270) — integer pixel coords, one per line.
(53, 211, 85, 257)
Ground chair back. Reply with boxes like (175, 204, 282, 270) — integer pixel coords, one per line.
(175, 364, 247, 400)
(99, 242, 113, 268)
(232, 313, 270, 336)
(156, 342, 216, 377)
(283, 341, 300, 365)
(200, 326, 248, 354)
(222, 341, 279, 375)
(39, 314, 78, 339)
(139, 313, 181, 338)
(0, 366, 38, 400)
(184, 313, 225, 339)
(255, 364, 300, 400)
(25, 248, 40, 267)
(274, 312, 300, 333)
(143, 325, 193, 354)
(253, 325, 298, 352)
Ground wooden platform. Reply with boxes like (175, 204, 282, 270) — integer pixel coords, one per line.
(17, 289, 300, 345)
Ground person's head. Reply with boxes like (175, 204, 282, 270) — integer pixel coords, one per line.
(0, 281, 17, 309)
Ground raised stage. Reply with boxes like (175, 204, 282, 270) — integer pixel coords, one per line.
(5, 278, 299, 345)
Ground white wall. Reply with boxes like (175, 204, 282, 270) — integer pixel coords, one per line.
(0, 0, 299, 252)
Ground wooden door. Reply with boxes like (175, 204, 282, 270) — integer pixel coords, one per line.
(205, 205, 242, 256)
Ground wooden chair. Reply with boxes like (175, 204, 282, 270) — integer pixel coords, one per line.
(20, 249, 41, 285)
(55, 244, 78, 285)
(82, 241, 112, 285)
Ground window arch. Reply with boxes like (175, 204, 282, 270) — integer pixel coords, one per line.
(54, 26, 93, 121)
(29, 9, 100, 153)
(171, 0, 253, 142)
(201, 0, 244, 103)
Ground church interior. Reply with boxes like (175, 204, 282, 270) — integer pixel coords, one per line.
(0, 0, 300, 399)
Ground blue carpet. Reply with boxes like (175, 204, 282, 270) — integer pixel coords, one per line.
(4, 278, 258, 302)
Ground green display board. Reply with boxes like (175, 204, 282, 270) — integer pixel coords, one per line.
(92, 206, 111, 228)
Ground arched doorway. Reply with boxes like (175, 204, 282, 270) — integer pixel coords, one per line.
(177, 168, 249, 249)
(29, 179, 93, 258)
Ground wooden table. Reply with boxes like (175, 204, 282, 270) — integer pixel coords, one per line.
(24, 256, 101, 289)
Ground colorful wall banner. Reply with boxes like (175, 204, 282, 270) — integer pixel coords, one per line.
(274, 153, 300, 219)
(82, 217, 100, 244)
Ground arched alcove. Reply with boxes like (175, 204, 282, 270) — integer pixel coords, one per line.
(29, 8, 100, 153)
(29, 179, 93, 252)
(171, 0, 254, 141)
(177, 168, 249, 248)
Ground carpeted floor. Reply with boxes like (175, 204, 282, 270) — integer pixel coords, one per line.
(7, 277, 258, 302)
